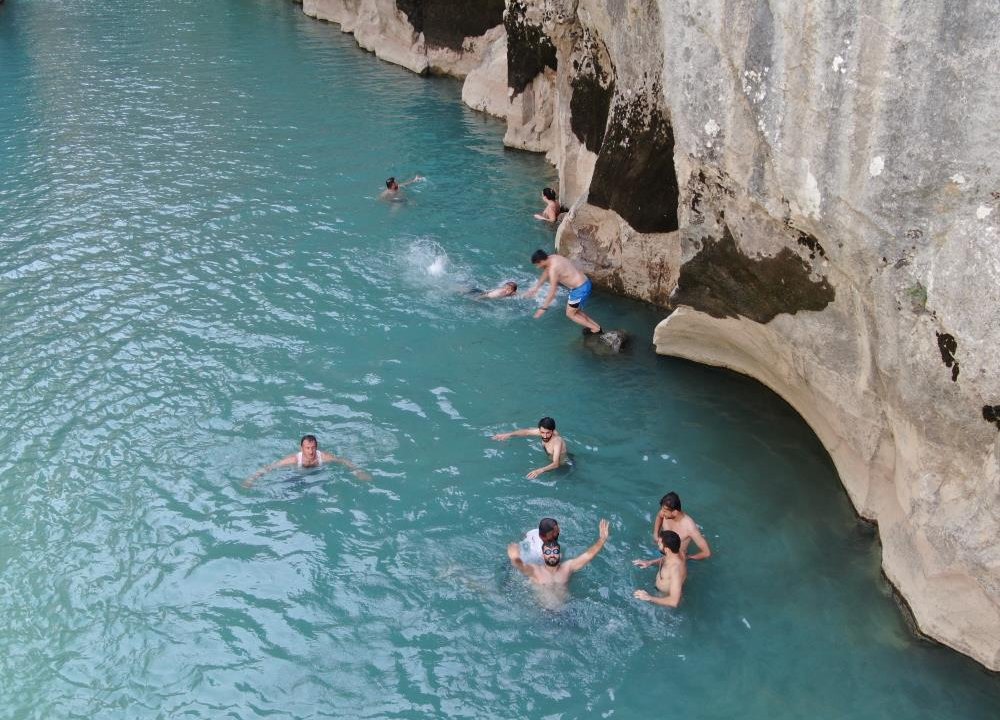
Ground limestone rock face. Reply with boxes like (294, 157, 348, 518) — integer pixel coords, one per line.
(296, 0, 1000, 670)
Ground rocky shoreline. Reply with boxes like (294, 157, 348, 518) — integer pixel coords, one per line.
(297, 0, 1000, 671)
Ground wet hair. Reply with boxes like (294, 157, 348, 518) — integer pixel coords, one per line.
(659, 530, 681, 554)
(300, 434, 318, 447)
(542, 187, 557, 201)
(538, 417, 556, 431)
(504, 281, 517, 291)
(660, 492, 682, 512)
(531, 249, 549, 264)
(385, 177, 396, 188)
(538, 517, 559, 536)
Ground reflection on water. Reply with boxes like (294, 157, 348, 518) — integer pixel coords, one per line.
(1, 0, 999, 718)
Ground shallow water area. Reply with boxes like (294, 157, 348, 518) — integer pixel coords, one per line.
(2, 0, 999, 718)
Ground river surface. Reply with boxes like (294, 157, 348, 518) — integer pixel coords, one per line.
(1, 1, 998, 718)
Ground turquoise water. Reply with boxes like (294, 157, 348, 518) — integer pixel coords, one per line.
(1, 0, 998, 717)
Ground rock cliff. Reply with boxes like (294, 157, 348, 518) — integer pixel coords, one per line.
(298, 0, 1000, 670)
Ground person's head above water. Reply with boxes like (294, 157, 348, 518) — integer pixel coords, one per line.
(660, 491, 682, 517)
(541, 540, 561, 566)
(531, 249, 549, 266)
(385, 176, 398, 190)
(542, 187, 557, 201)
(504, 280, 517, 293)
(538, 517, 560, 543)
(299, 434, 320, 460)
(658, 530, 682, 555)
(537, 417, 556, 442)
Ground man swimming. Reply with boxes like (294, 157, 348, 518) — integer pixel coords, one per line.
(380, 174, 423, 200)
(524, 249, 603, 335)
(633, 530, 687, 608)
(521, 517, 560, 564)
(508, 519, 610, 608)
(244, 434, 371, 486)
(651, 492, 711, 561)
(475, 281, 517, 299)
(491, 416, 567, 479)
(533, 187, 565, 222)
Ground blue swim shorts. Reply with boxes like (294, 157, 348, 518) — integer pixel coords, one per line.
(567, 278, 592, 308)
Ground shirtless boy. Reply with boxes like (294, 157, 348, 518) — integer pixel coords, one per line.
(244, 434, 371, 486)
(491, 416, 567, 479)
(633, 530, 687, 607)
(524, 249, 603, 335)
(508, 519, 610, 608)
(533, 187, 564, 222)
(652, 492, 711, 561)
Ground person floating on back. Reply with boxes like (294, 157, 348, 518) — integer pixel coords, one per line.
(524, 249, 603, 336)
(633, 530, 687, 607)
(244, 434, 371, 487)
(491, 416, 567, 479)
(380, 174, 423, 200)
(652, 491, 711, 561)
(534, 187, 567, 222)
(508, 519, 610, 609)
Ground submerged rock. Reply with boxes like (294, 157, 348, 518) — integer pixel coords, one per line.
(585, 328, 628, 354)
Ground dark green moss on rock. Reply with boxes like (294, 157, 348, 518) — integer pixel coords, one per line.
(395, 0, 504, 52)
(671, 226, 836, 322)
(589, 90, 678, 233)
(505, 1, 557, 96)
(569, 50, 615, 153)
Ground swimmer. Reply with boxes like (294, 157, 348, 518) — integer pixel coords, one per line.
(651, 492, 711, 561)
(508, 519, 610, 607)
(474, 281, 517, 299)
(491, 416, 567, 479)
(244, 434, 371, 487)
(533, 187, 567, 222)
(524, 249, 603, 335)
(521, 517, 560, 564)
(380, 174, 423, 200)
(633, 530, 687, 607)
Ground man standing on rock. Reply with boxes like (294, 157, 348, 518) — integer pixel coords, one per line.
(524, 249, 603, 336)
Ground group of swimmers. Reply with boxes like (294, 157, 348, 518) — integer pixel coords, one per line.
(244, 177, 710, 609)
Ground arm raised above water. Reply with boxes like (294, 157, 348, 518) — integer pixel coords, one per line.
(562, 519, 610, 574)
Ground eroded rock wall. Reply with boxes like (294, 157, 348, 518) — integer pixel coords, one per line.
(295, 0, 1000, 670)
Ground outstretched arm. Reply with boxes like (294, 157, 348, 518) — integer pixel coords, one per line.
(321, 451, 372, 481)
(492, 427, 540, 441)
(563, 519, 610, 573)
(533, 279, 560, 319)
(524, 266, 549, 298)
(507, 543, 534, 578)
(243, 453, 297, 487)
(632, 556, 664, 569)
